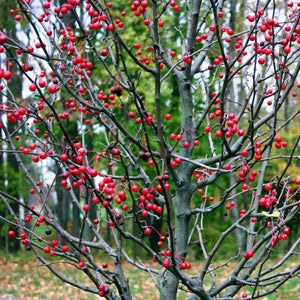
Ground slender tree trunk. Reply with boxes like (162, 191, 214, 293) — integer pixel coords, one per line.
(56, 169, 70, 230)
(160, 183, 193, 300)
(6, 50, 22, 254)
(226, 0, 246, 251)
(160, 77, 194, 300)
(72, 189, 80, 237)
(230, 175, 245, 251)
(0, 0, 24, 252)
(0, 90, 5, 250)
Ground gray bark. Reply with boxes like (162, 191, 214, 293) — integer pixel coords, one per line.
(160, 75, 200, 299)
(230, 175, 245, 251)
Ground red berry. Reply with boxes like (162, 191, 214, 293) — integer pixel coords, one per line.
(215, 130, 222, 137)
(3, 71, 12, 80)
(29, 83, 37, 91)
(145, 228, 152, 235)
(165, 113, 171, 120)
(83, 204, 90, 211)
(209, 25, 216, 31)
(224, 164, 231, 170)
(101, 49, 108, 57)
(238, 129, 245, 136)
(241, 149, 248, 156)
(60, 154, 68, 161)
(107, 24, 114, 31)
(264, 183, 272, 191)
(44, 246, 51, 253)
(144, 19, 151, 26)
(131, 184, 139, 192)
(170, 133, 176, 140)
(128, 111, 136, 118)
(8, 231, 16, 237)
(51, 240, 58, 247)
(163, 260, 170, 267)
(0, 33, 8, 44)
(62, 245, 69, 252)
(195, 36, 202, 43)
(180, 262, 186, 269)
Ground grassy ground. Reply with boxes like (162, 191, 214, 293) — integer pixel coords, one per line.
(0, 251, 299, 299)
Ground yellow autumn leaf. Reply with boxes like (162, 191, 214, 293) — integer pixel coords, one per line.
(261, 210, 280, 218)
(57, 35, 66, 46)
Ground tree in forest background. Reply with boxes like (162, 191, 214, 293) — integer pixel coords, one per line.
(0, 0, 300, 299)
(0, 0, 25, 252)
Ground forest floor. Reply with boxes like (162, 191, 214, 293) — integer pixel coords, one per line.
(0, 251, 299, 300)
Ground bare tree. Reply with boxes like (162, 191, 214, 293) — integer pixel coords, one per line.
(1, 0, 300, 299)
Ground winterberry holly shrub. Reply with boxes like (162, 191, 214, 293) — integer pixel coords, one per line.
(0, 0, 300, 299)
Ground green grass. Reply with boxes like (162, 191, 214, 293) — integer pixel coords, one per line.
(0, 251, 299, 299)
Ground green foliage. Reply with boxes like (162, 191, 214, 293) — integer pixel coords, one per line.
(0, 162, 27, 247)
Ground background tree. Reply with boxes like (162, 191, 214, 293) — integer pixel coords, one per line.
(0, 0, 300, 300)
(0, 0, 24, 252)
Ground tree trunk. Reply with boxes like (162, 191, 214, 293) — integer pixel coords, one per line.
(160, 76, 194, 299)
(72, 189, 80, 238)
(230, 175, 245, 251)
(6, 54, 22, 254)
(0, 0, 23, 252)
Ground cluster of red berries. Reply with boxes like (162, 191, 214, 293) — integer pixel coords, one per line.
(259, 194, 277, 209)
(22, 209, 47, 227)
(8, 210, 71, 256)
(154, 248, 192, 270)
(243, 249, 254, 260)
(0, 68, 12, 83)
(234, 165, 258, 186)
(269, 225, 291, 248)
(258, 183, 276, 209)
(274, 135, 288, 149)
(224, 201, 236, 210)
(98, 284, 110, 297)
(0, 105, 27, 124)
(254, 141, 262, 161)
(138, 150, 151, 162)
(127, 109, 155, 125)
(240, 209, 247, 218)
(58, 153, 165, 225)
(207, 107, 245, 139)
